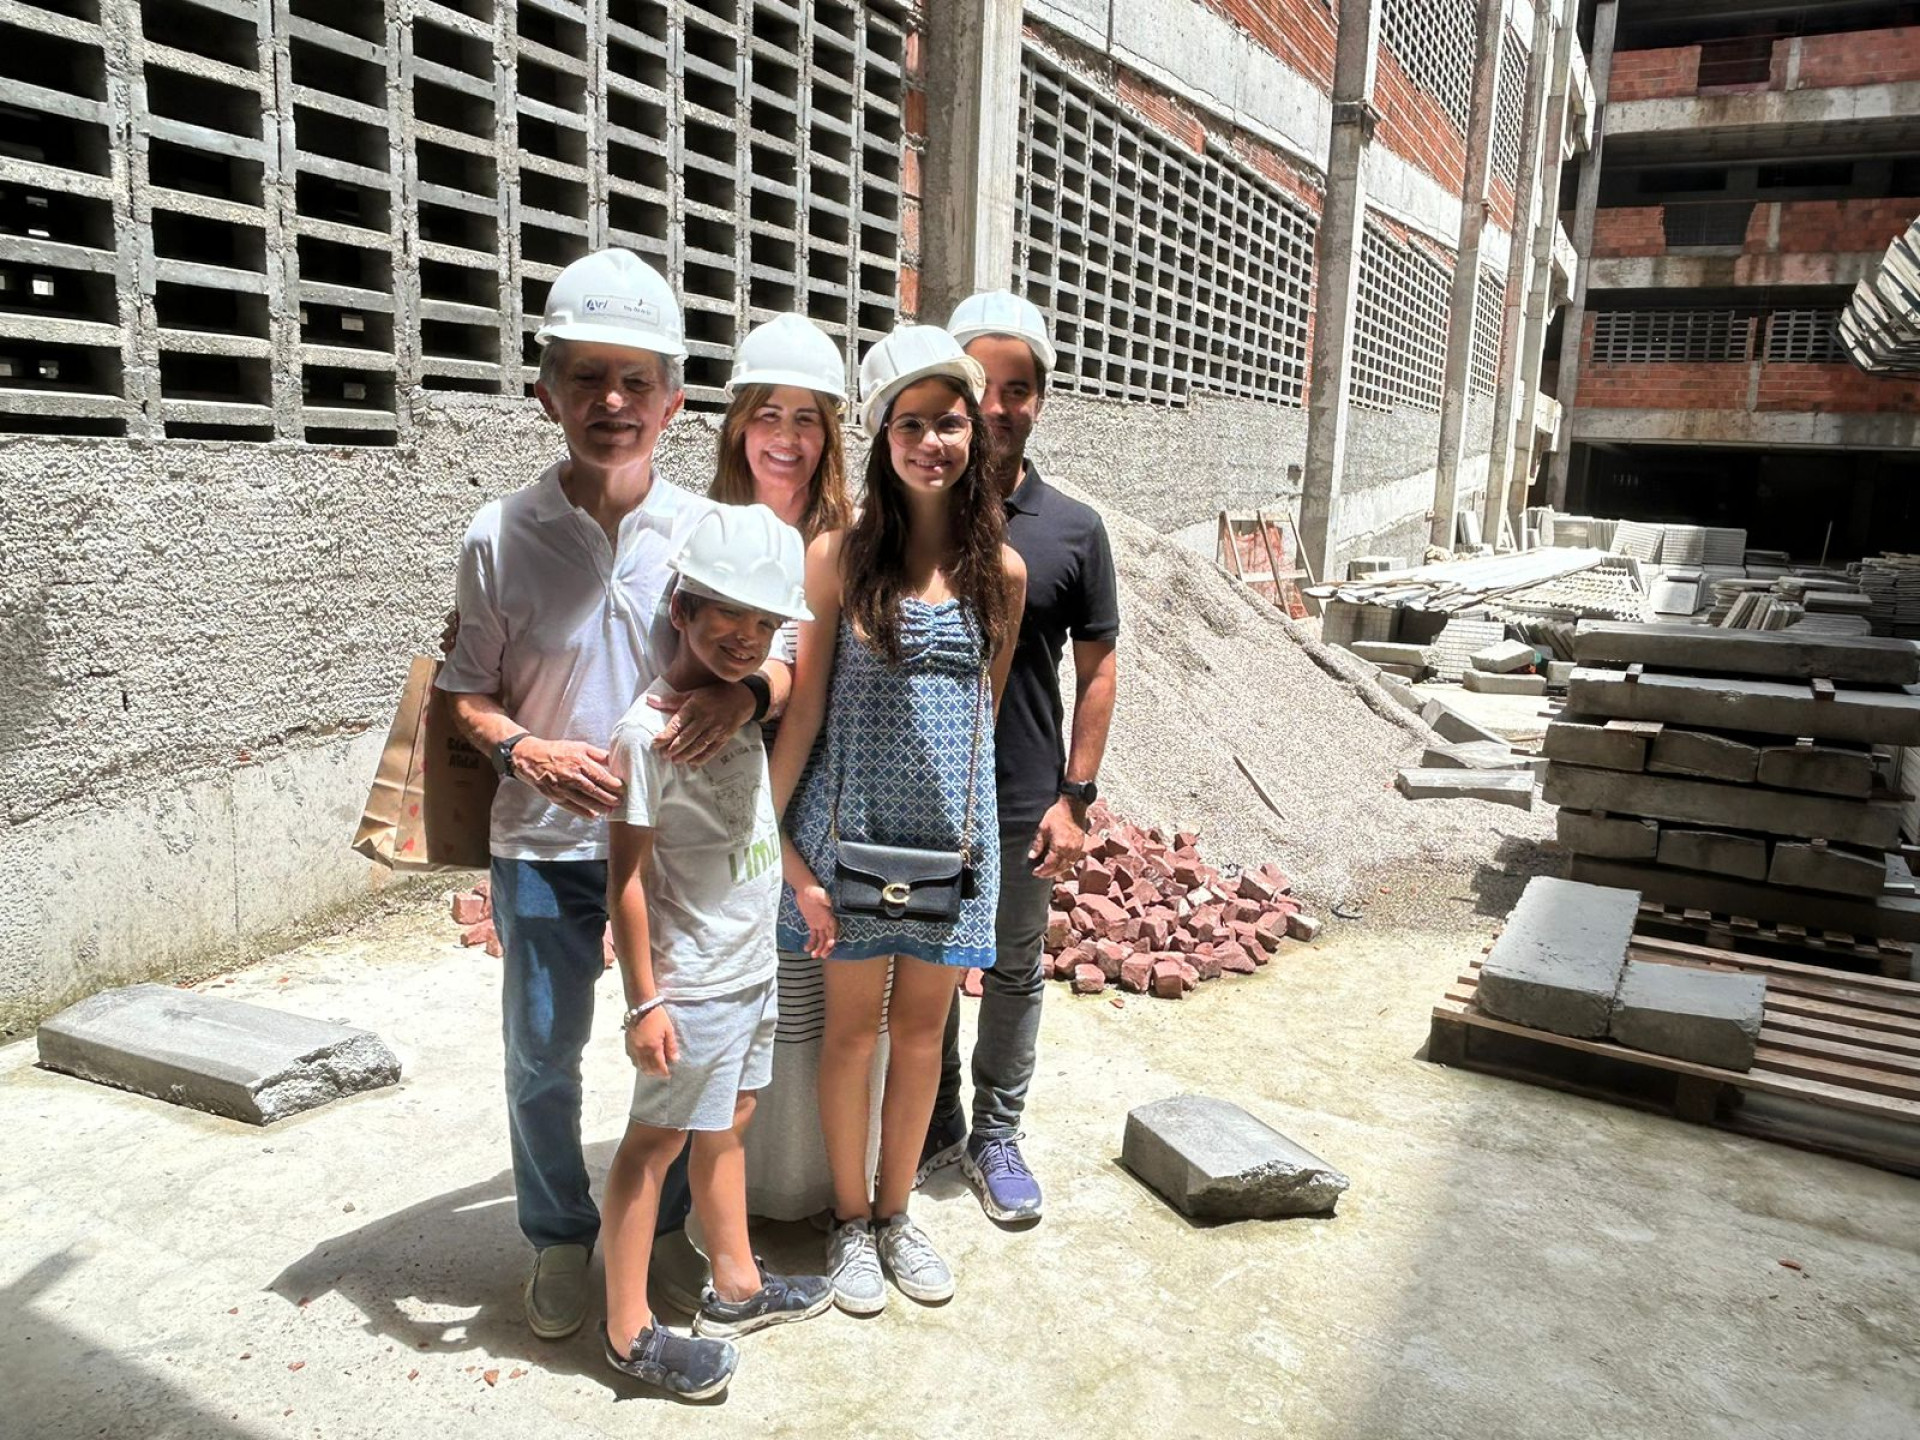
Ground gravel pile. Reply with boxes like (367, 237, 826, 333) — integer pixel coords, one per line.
(1069, 488, 1555, 911)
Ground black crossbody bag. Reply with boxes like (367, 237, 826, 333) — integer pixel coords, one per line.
(831, 662, 987, 924)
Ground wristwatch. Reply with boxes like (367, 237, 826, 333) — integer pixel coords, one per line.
(1059, 779, 1098, 805)
(492, 731, 533, 778)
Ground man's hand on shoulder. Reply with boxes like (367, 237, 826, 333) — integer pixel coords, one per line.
(647, 683, 756, 766)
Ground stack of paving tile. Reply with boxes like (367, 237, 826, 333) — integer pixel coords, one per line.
(1424, 615, 1507, 682)
(1857, 554, 1920, 638)
(1545, 621, 1920, 942)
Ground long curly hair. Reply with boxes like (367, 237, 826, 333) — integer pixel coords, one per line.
(708, 383, 853, 543)
(841, 379, 1011, 666)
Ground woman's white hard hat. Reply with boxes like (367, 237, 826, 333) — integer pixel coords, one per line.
(536, 249, 688, 359)
(728, 313, 849, 401)
(946, 289, 1058, 372)
(669, 502, 813, 622)
(858, 323, 985, 434)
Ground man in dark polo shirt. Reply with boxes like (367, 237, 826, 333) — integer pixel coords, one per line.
(917, 290, 1120, 1223)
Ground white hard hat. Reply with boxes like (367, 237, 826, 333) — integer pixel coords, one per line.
(536, 249, 687, 359)
(858, 324, 985, 433)
(728, 313, 848, 401)
(669, 502, 812, 622)
(947, 289, 1058, 373)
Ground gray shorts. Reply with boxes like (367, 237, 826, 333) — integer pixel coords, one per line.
(629, 978, 778, 1132)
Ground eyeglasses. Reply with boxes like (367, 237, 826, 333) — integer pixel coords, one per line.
(885, 414, 972, 446)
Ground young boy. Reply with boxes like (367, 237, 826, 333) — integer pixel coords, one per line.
(600, 502, 830, 1398)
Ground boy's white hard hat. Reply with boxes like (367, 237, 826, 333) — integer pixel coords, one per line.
(858, 324, 985, 433)
(669, 502, 813, 622)
(536, 249, 687, 359)
(947, 289, 1058, 372)
(728, 313, 849, 401)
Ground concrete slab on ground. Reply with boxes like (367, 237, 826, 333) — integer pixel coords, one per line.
(1396, 768, 1535, 809)
(1471, 640, 1537, 674)
(1475, 876, 1638, 1039)
(1423, 742, 1546, 778)
(1463, 670, 1547, 697)
(35, 983, 400, 1124)
(1610, 959, 1766, 1072)
(3, 899, 1918, 1440)
(1121, 1095, 1350, 1219)
(1414, 683, 1555, 745)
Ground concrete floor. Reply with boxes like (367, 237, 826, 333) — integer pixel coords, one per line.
(4, 895, 1919, 1440)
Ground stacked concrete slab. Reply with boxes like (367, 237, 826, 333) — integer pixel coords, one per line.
(1474, 877, 1765, 1071)
(1546, 622, 1920, 941)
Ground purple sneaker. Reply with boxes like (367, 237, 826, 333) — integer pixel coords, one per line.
(961, 1134, 1043, 1222)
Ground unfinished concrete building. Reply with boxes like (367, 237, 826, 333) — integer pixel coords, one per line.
(1, 0, 1584, 1028)
(1555, 0, 1920, 560)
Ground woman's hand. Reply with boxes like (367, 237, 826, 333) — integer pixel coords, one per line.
(513, 738, 623, 818)
(625, 1007, 678, 1076)
(648, 683, 755, 766)
(795, 883, 838, 960)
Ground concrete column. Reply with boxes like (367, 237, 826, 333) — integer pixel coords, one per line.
(1506, 0, 1581, 537)
(918, 0, 1023, 322)
(1546, 0, 1620, 510)
(1298, 0, 1382, 594)
(1480, 0, 1559, 546)
(1430, 0, 1509, 550)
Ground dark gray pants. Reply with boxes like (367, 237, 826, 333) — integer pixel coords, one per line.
(937, 823, 1053, 1140)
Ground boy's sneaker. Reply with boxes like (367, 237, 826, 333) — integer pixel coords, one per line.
(825, 1219, 887, 1316)
(693, 1261, 834, 1339)
(915, 1107, 968, 1188)
(874, 1213, 954, 1304)
(602, 1323, 737, 1400)
(524, 1242, 591, 1340)
(962, 1134, 1044, 1223)
(649, 1228, 711, 1315)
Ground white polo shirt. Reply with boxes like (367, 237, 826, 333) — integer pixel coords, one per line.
(437, 462, 709, 862)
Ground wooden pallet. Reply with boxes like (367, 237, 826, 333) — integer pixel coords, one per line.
(1429, 937, 1920, 1175)
(1633, 901, 1914, 979)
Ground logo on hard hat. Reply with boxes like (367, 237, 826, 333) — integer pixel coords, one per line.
(583, 295, 661, 325)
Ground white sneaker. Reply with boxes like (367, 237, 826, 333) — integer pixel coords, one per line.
(826, 1219, 887, 1316)
(874, 1213, 954, 1304)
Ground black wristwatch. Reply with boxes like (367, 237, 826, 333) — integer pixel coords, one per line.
(741, 671, 772, 723)
(1059, 779, 1098, 805)
(492, 731, 533, 778)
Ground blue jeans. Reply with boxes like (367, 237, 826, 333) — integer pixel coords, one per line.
(493, 857, 690, 1250)
(936, 824, 1054, 1139)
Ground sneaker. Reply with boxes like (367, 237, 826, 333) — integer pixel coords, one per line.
(874, 1213, 954, 1304)
(694, 1260, 834, 1339)
(915, 1107, 968, 1188)
(524, 1242, 591, 1340)
(601, 1323, 737, 1400)
(650, 1228, 711, 1315)
(962, 1134, 1044, 1223)
(825, 1219, 887, 1316)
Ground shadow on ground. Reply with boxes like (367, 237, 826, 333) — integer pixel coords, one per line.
(1468, 832, 1558, 917)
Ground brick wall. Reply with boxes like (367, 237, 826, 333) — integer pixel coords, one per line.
(1373, 49, 1469, 198)
(1591, 198, 1919, 259)
(901, 29, 925, 320)
(1198, 0, 1338, 91)
(1758, 364, 1920, 413)
(1793, 26, 1920, 89)
(1117, 70, 1209, 153)
(1608, 45, 1700, 101)
(1577, 361, 1751, 410)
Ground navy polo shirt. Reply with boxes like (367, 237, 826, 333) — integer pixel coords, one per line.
(997, 461, 1121, 833)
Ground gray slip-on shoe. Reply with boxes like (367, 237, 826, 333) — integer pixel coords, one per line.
(524, 1242, 591, 1340)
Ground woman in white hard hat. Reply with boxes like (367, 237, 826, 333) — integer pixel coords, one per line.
(769, 324, 1028, 1313)
(708, 314, 876, 1227)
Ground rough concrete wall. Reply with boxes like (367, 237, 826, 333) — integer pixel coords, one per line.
(0, 392, 725, 1033)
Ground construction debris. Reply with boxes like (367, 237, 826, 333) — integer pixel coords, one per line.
(1122, 1095, 1350, 1219)
(1037, 803, 1315, 1000)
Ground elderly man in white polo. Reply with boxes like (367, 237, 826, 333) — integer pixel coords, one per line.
(438, 249, 788, 1341)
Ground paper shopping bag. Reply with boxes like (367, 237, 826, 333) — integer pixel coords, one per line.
(352, 657, 497, 871)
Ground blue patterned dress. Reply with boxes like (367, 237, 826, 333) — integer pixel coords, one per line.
(777, 598, 1000, 968)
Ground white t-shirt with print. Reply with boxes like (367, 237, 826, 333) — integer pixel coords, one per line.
(607, 679, 781, 1000)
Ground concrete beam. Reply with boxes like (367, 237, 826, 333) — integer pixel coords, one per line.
(1572, 621, 1920, 686)
(1297, 0, 1381, 597)
(1544, 764, 1903, 849)
(1589, 252, 1885, 292)
(1567, 667, 1920, 746)
(919, 0, 1023, 321)
(1571, 855, 1920, 941)
(1569, 407, 1920, 451)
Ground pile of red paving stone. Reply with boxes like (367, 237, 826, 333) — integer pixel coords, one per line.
(984, 800, 1320, 1001)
